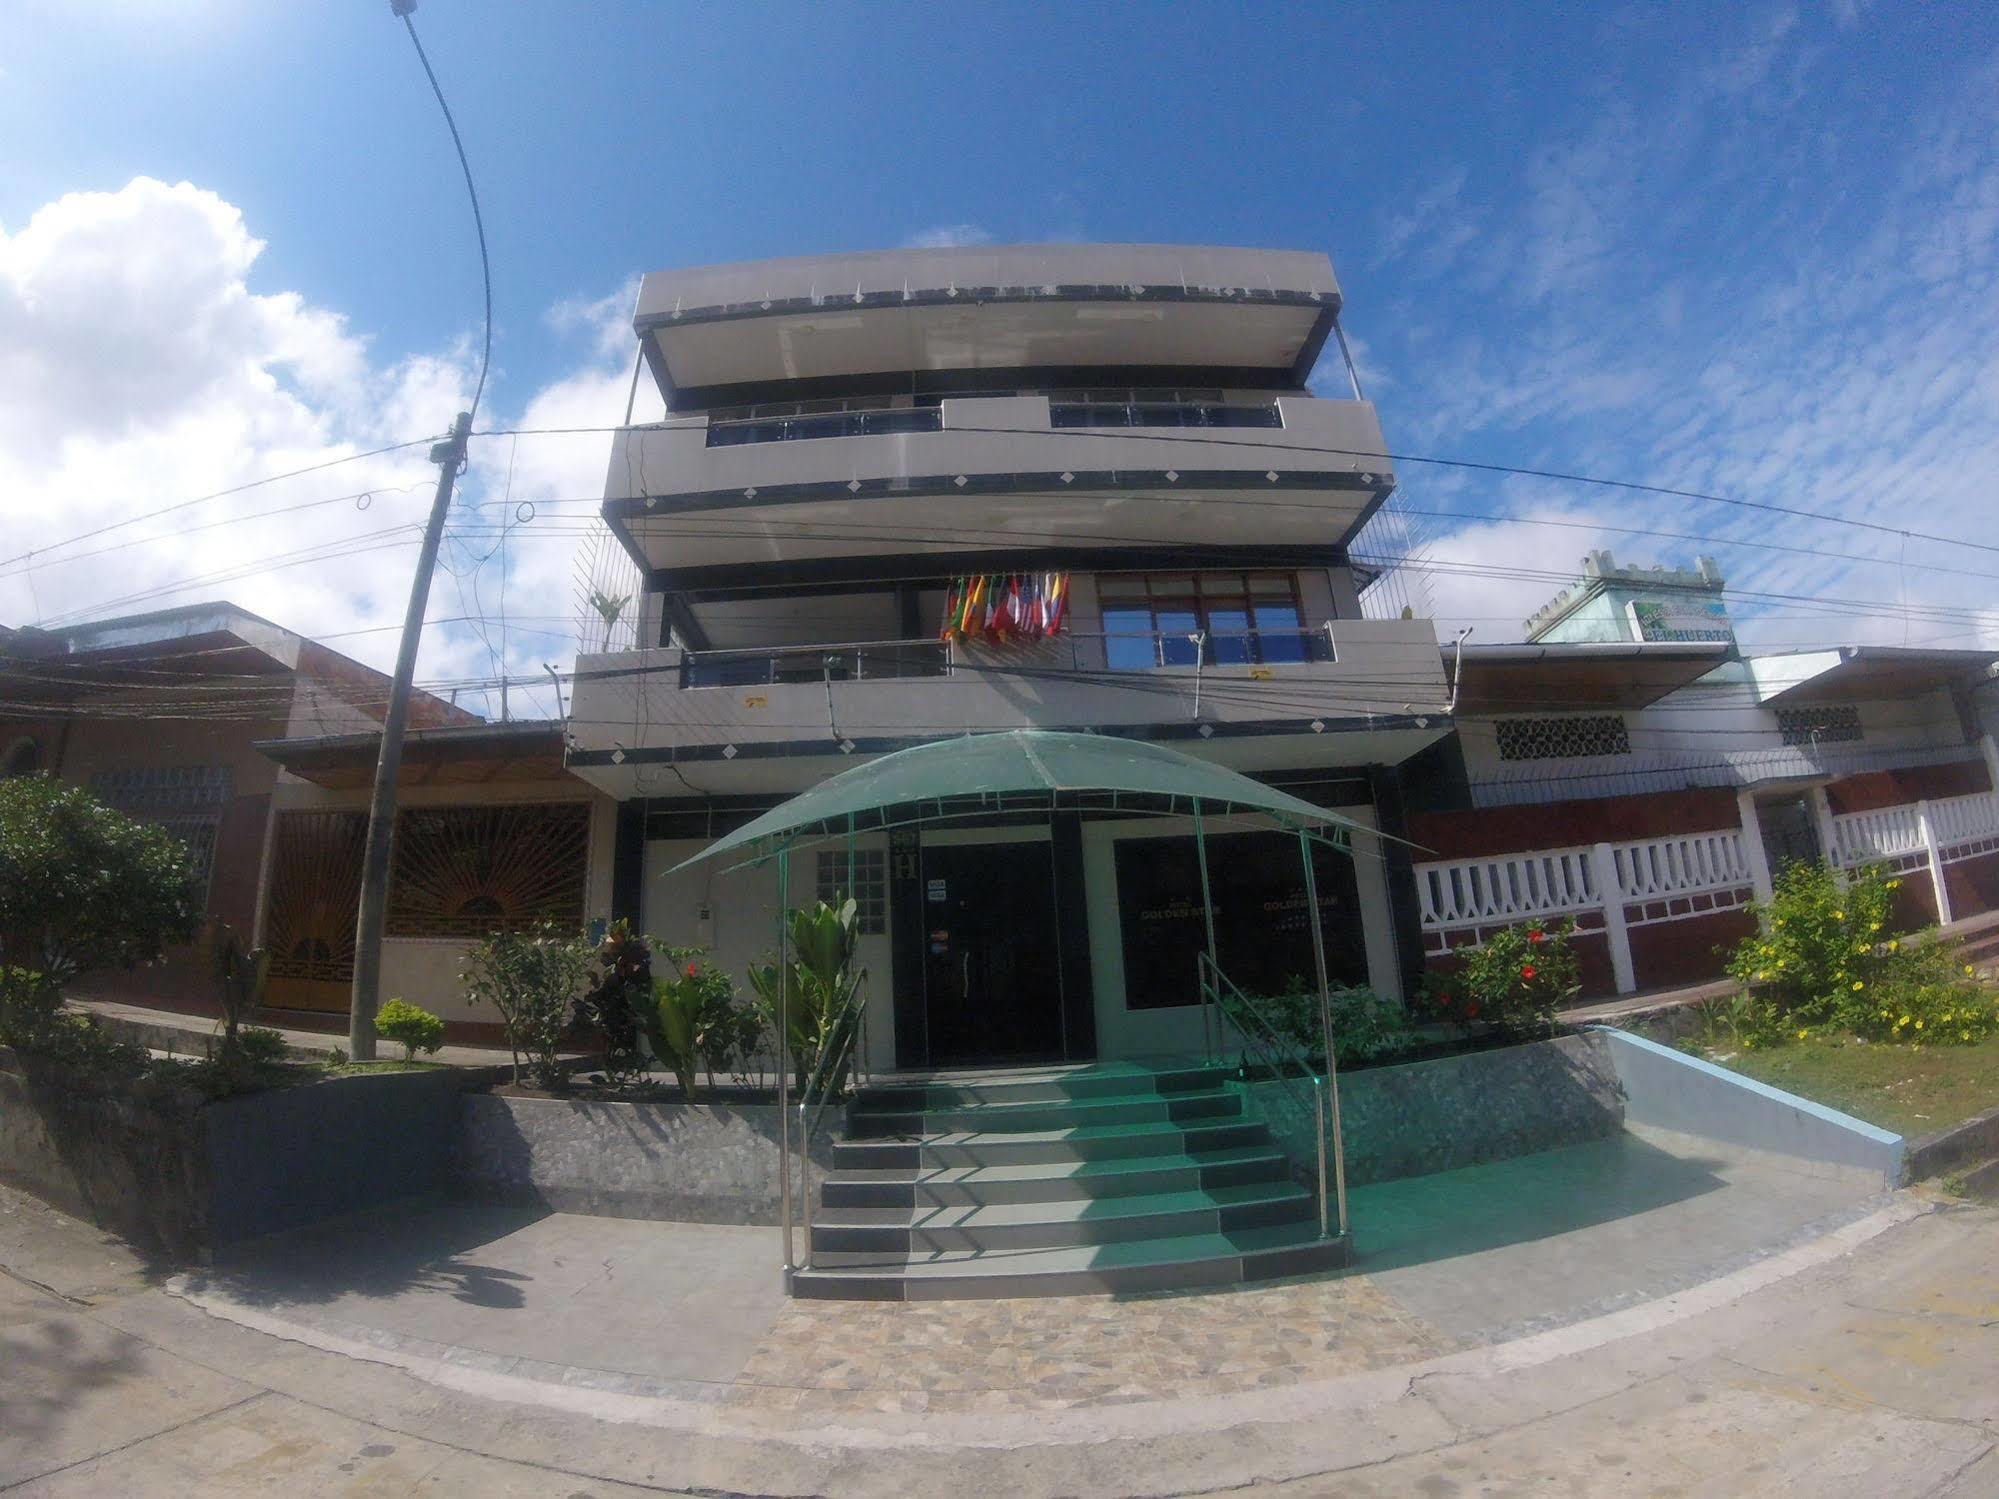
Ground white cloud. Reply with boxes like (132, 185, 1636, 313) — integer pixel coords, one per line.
(0, 177, 651, 719)
(903, 223, 993, 249)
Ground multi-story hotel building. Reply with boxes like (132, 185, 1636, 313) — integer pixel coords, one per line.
(566, 243, 1450, 1074)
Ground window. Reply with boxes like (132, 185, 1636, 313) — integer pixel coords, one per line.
(1493, 715, 1632, 761)
(1096, 572, 1315, 669)
(90, 766, 232, 908)
(386, 803, 590, 938)
(1776, 704, 1863, 747)
(816, 847, 886, 935)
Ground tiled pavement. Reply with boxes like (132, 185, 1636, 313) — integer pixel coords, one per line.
(726, 1270, 1455, 1416)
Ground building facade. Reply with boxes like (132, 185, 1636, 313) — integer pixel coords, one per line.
(566, 243, 1449, 1071)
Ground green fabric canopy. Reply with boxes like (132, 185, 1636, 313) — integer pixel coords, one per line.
(670, 730, 1367, 872)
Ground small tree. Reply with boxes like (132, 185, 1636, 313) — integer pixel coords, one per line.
(460, 922, 592, 1088)
(375, 998, 446, 1059)
(747, 899, 865, 1094)
(579, 919, 650, 1082)
(0, 777, 200, 989)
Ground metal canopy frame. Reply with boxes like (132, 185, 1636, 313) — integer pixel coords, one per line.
(669, 731, 1362, 1279)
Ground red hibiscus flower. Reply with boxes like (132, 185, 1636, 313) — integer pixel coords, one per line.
(1528, 928, 1546, 945)
(1520, 964, 1537, 980)
(1464, 1003, 1479, 1018)
(683, 961, 701, 979)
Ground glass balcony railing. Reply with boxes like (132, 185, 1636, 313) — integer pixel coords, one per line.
(704, 408, 943, 447)
(1047, 402, 1282, 430)
(679, 639, 952, 688)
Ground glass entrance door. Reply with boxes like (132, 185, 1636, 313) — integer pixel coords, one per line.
(919, 841, 1066, 1067)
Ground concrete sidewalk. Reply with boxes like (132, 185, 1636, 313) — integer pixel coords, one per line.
(8, 1128, 1993, 1494)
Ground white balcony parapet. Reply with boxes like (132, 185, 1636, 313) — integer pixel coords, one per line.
(1612, 830, 1753, 900)
(1415, 846, 1599, 931)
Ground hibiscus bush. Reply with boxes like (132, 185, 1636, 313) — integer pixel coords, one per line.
(1423, 918, 1580, 1035)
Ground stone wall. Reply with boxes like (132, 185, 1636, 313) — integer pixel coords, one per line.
(455, 1092, 835, 1225)
(1248, 1031, 1624, 1188)
(0, 1051, 470, 1260)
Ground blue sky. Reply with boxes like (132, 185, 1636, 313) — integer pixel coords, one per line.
(3, 1, 1997, 705)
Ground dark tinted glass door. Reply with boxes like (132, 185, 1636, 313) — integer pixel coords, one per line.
(920, 841, 1066, 1066)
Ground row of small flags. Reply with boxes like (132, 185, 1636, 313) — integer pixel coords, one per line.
(939, 572, 1071, 643)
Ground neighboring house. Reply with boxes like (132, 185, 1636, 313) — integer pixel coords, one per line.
(564, 242, 1450, 1072)
(0, 603, 479, 1011)
(1407, 568, 1999, 1000)
(249, 722, 614, 1029)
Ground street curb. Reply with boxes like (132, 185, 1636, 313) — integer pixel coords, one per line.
(1904, 1103, 1999, 1183)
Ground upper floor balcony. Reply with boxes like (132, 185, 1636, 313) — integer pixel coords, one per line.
(602, 392, 1395, 589)
(564, 616, 1448, 798)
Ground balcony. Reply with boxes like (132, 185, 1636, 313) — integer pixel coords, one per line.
(565, 618, 1448, 796)
(602, 394, 1395, 584)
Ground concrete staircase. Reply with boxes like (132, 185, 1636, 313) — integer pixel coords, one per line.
(790, 1060, 1348, 1300)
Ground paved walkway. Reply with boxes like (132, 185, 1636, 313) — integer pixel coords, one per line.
(10, 1124, 1993, 1494)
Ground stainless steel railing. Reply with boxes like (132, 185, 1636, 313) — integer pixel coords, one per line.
(1196, 952, 1343, 1241)
(791, 988, 866, 1273)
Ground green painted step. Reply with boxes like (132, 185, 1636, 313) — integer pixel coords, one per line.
(831, 1116, 1270, 1170)
(845, 1086, 1244, 1139)
(810, 1180, 1314, 1254)
(819, 1144, 1293, 1209)
(856, 1062, 1233, 1110)
(791, 1224, 1351, 1301)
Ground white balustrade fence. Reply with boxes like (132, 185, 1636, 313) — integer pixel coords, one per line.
(1415, 847, 1597, 930)
(1828, 791, 1999, 928)
(1612, 830, 1751, 901)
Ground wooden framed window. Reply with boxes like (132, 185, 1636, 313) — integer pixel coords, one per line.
(1096, 571, 1313, 669)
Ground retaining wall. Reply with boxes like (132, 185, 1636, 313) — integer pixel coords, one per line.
(1594, 1027, 1904, 1187)
(1251, 1031, 1625, 1188)
(455, 1092, 838, 1224)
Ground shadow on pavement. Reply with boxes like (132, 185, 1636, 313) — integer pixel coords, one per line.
(182, 1193, 550, 1311)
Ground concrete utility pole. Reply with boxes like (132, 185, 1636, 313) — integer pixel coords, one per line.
(348, 410, 471, 1058)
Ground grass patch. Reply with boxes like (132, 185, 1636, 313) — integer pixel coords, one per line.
(1708, 1031, 1999, 1136)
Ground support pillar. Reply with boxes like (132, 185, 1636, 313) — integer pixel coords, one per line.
(1735, 789, 1775, 906)
(1808, 785, 1844, 886)
(1589, 842, 1638, 996)
(1917, 799, 1954, 926)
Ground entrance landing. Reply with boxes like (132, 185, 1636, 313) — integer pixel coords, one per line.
(794, 1057, 1350, 1300)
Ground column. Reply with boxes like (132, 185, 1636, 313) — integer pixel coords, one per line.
(1588, 842, 1638, 996)
(1916, 799, 1954, 926)
(1809, 784, 1844, 886)
(1735, 788, 1775, 905)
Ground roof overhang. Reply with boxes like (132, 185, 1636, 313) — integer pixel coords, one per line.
(255, 723, 571, 790)
(634, 244, 1341, 402)
(1452, 641, 1734, 715)
(1746, 646, 1999, 705)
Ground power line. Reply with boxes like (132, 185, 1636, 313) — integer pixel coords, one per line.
(397, 3, 492, 425)
(478, 418, 1999, 561)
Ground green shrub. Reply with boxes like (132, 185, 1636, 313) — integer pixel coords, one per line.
(1843, 940, 1998, 1047)
(747, 899, 864, 1094)
(639, 950, 757, 1098)
(460, 922, 594, 1088)
(1423, 919, 1581, 1034)
(373, 999, 445, 1059)
(579, 920, 649, 1083)
(0, 966, 148, 1078)
(1251, 978, 1419, 1065)
(0, 777, 200, 989)
(233, 1026, 291, 1065)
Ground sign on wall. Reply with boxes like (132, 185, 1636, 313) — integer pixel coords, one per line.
(1627, 595, 1734, 644)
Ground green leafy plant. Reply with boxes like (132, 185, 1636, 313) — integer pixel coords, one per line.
(1422, 918, 1581, 1035)
(1844, 940, 1998, 1047)
(1250, 978, 1419, 1066)
(0, 777, 200, 990)
(637, 950, 754, 1098)
(460, 922, 593, 1088)
(579, 920, 649, 1083)
(0, 965, 148, 1078)
(374, 998, 445, 1059)
(746, 898, 865, 1094)
(1690, 990, 1790, 1052)
(233, 1026, 290, 1066)
(1726, 861, 1899, 1025)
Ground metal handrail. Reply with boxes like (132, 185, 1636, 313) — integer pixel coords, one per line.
(794, 992, 865, 1271)
(1197, 952, 1334, 1240)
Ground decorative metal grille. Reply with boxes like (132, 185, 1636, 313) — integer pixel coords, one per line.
(264, 811, 367, 982)
(816, 847, 886, 934)
(90, 765, 232, 813)
(1494, 714, 1632, 762)
(1776, 704, 1863, 746)
(386, 803, 590, 939)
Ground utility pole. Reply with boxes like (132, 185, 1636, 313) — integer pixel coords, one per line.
(349, 410, 471, 1058)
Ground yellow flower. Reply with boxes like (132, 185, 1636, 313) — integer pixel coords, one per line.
(1962, 1031, 1972, 1041)
(1887, 879, 1902, 889)
(1869, 921, 1882, 931)
(1834, 911, 1845, 920)
(1852, 981, 1865, 991)
(1966, 964, 1977, 976)
(1887, 940, 1899, 952)
(1899, 1014, 1912, 1026)
(1796, 1028, 1810, 1040)
(1915, 1020, 1925, 1030)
